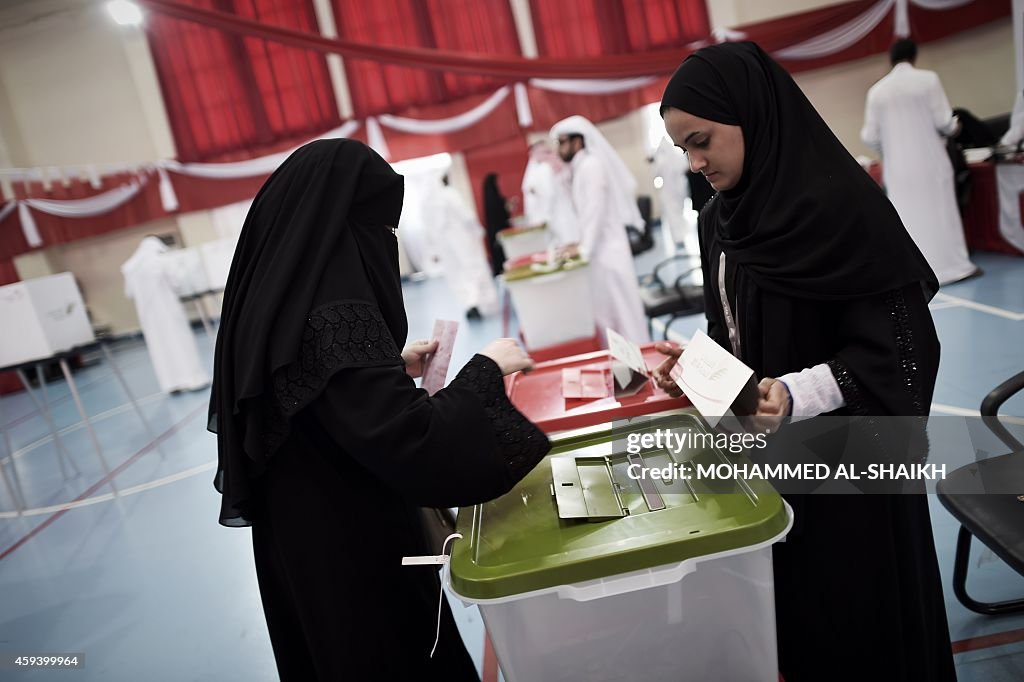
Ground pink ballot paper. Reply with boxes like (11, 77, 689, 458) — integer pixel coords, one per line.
(420, 320, 459, 395)
(561, 367, 611, 400)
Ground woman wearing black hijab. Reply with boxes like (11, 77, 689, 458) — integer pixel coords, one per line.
(482, 173, 510, 276)
(653, 43, 956, 681)
(210, 139, 550, 680)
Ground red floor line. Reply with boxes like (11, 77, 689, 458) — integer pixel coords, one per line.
(482, 630, 498, 682)
(952, 626, 1024, 654)
(0, 403, 206, 563)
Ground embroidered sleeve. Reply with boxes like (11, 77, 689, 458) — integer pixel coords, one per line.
(449, 355, 550, 478)
(886, 289, 926, 416)
(273, 300, 402, 416)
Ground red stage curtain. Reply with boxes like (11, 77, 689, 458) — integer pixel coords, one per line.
(529, 0, 708, 58)
(147, 0, 340, 161)
(141, 0, 1008, 80)
(330, 0, 522, 118)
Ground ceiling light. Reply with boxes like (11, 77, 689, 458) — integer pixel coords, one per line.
(107, 1, 143, 27)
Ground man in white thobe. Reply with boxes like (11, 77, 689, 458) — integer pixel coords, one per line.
(423, 175, 499, 319)
(862, 39, 978, 285)
(521, 141, 579, 247)
(550, 115, 650, 345)
(1000, 89, 1024, 149)
(649, 136, 699, 258)
(121, 236, 209, 393)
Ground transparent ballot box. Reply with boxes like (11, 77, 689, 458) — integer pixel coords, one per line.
(449, 414, 792, 682)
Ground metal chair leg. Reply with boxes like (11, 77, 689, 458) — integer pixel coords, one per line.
(952, 525, 1024, 615)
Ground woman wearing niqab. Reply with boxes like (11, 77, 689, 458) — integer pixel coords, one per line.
(657, 43, 956, 681)
(209, 139, 550, 680)
(482, 173, 510, 276)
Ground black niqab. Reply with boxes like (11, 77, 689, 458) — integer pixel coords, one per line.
(210, 139, 406, 526)
(661, 42, 938, 302)
(482, 173, 509, 275)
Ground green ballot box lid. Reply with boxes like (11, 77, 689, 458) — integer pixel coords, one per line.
(449, 413, 789, 600)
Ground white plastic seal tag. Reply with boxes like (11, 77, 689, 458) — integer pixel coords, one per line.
(402, 532, 463, 658)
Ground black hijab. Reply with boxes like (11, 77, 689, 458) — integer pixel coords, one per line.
(210, 139, 407, 526)
(660, 42, 938, 302)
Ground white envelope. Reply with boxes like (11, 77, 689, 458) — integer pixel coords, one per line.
(670, 329, 757, 427)
(606, 328, 649, 396)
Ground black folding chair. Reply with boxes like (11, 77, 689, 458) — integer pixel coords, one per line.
(936, 370, 1024, 615)
(637, 254, 704, 341)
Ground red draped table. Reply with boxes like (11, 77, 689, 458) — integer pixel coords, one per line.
(866, 160, 1024, 257)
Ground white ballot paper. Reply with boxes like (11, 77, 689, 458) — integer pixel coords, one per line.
(606, 328, 649, 397)
(421, 320, 459, 395)
(669, 329, 758, 427)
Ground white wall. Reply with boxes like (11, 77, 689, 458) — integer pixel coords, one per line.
(707, 0, 851, 28)
(0, 1, 165, 166)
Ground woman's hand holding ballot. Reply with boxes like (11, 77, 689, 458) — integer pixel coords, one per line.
(481, 338, 536, 375)
(653, 341, 684, 398)
(402, 339, 439, 378)
(653, 342, 793, 421)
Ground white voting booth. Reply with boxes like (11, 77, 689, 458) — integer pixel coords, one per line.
(0, 273, 105, 511)
(0, 273, 160, 514)
(199, 237, 237, 291)
(159, 236, 237, 334)
(161, 247, 211, 298)
(0, 272, 94, 368)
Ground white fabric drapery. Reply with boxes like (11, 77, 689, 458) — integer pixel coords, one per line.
(22, 179, 144, 217)
(157, 120, 360, 179)
(777, 0, 894, 59)
(17, 203, 41, 247)
(911, 0, 974, 10)
(514, 83, 533, 128)
(0, 200, 17, 224)
(1, 176, 148, 247)
(529, 76, 657, 94)
(380, 87, 510, 134)
(365, 117, 391, 160)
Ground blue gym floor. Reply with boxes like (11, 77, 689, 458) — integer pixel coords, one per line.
(0, 226, 1021, 681)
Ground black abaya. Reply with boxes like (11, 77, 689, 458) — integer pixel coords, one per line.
(253, 354, 540, 681)
(701, 214, 955, 681)
(482, 173, 510, 276)
(210, 140, 551, 680)
(663, 43, 956, 680)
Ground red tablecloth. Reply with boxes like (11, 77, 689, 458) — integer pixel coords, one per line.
(866, 161, 1023, 257)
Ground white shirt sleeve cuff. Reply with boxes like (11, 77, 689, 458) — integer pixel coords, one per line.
(778, 363, 846, 419)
